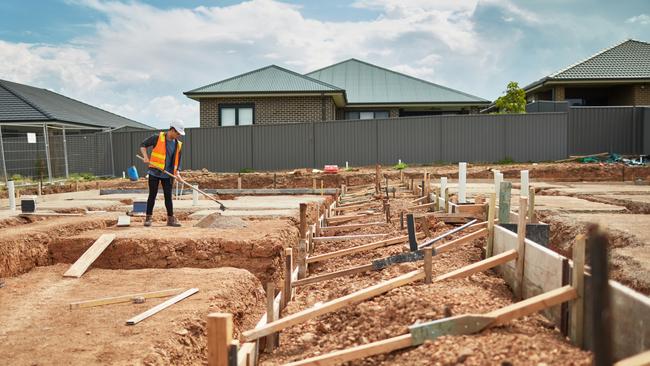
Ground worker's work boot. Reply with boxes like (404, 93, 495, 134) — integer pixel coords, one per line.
(167, 215, 181, 227)
(144, 215, 152, 227)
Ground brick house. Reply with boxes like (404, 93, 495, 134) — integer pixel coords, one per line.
(184, 59, 489, 127)
(524, 39, 650, 106)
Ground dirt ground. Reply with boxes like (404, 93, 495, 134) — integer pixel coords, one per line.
(258, 183, 592, 365)
(3, 161, 650, 199)
(1, 165, 647, 365)
(0, 264, 265, 366)
(49, 217, 297, 285)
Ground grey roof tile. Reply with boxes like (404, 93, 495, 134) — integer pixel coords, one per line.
(185, 65, 344, 94)
(305, 59, 489, 104)
(0, 79, 153, 129)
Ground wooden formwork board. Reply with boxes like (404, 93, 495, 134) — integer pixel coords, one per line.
(492, 215, 650, 361)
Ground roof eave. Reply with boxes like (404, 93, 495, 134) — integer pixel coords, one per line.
(525, 77, 650, 93)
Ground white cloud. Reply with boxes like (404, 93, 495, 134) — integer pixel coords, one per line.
(0, 0, 565, 128)
(626, 14, 650, 25)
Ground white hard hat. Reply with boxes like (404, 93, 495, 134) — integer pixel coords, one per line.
(170, 120, 185, 136)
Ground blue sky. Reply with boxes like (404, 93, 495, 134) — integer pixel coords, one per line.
(0, 0, 648, 128)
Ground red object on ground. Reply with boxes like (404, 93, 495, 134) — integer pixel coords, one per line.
(324, 165, 339, 174)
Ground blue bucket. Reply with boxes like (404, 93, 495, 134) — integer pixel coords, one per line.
(127, 166, 139, 181)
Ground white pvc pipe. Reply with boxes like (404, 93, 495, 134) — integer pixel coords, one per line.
(192, 185, 199, 206)
(521, 170, 529, 198)
(440, 177, 447, 196)
(458, 162, 467, 203)
(7, 180, 15, 211)
(494, 170, 502, 202)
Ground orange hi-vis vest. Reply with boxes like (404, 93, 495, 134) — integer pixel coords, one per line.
(148, 132, 182, 176)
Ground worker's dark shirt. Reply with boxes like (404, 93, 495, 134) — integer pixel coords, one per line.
(140, 134, 182, 179)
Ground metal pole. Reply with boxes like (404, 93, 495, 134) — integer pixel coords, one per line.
(42, 123, 53, 183)
(108, 129, 116, 177)
(62, 125, 69, 179)
(0, 125, 8, 183)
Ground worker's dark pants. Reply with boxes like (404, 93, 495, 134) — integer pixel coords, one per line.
(146, 175, 174, 216)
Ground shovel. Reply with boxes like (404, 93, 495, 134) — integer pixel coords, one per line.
(136, 155, 226, 211)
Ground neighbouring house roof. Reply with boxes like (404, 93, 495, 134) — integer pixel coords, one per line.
(185, 65, 345, 96)
(305, 58, 489, 105)
(0, 79, 153, 130)
(524, 39, 650, 92)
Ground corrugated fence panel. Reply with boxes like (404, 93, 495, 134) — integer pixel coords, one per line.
(111, 131, 132, 175)
(314, 119, 377, 167)
(252, 123, 313, 171)
(440, 114, 506, 163)
(568, 107, 637, 155)
(188, 126, 252, 172)
(505, 112, 568, 162)
(376, 116, 442, 165)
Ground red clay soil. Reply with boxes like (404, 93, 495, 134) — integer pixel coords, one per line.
(49, 217, 298, 285)
(0, 214, 118, 278)
(258, 183, 591, 365)
(4, 162, 648, 198)
(0, 264, 265, 366)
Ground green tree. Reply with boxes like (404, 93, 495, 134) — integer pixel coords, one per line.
(495, 81, 526, 114)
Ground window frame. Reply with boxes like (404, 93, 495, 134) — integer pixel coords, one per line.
(218, 103, 255, 126)
(344, 110, 390, 120)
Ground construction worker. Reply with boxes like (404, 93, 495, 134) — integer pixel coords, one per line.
(139, 121, 185, 227)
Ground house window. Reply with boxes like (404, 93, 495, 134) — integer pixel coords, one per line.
(345, 111, 390, 120)
(219, 104, 254, 126)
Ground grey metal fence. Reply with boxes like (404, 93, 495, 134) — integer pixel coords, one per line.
(112, 112, 571, 174)
(568, 106, 645, 156)
(3, 106, 643, 181)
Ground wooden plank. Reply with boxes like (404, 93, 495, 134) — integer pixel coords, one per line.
(434, 228, 488, 254)
(424, 247, 433, 284)
(488, 285, 576, 326)
(614, 350, 650, 366)
(126, 288, 199, 325)
(319, 221, 387, 233)
(208, 312, 232, 366)
(326, 212, 381, 224)
(237, 342, 256, 366)
(312, 233, 388, 242)
(406, 201, 437, 210)
(292, 264, 374, 287)
(69, 288, 182, 309)
(332, 202, 378, 212)
(486, 193, 496, 257)
(306, 233, 425, 264)
(515, 197, 528, 300)
(286, 334, 413, 366)
(436, 249, 517, 282)
(246, 251, 513, 343)
(117, 215, 131, 227)
(570, 234, 586, 348)
(455, 203, 487, 220)
(63, 234, 116, 278)
(265, 283, 277, 352)
(20, 212, 84, 217)
(288, 285, 577, 366)
(282, 248, 293, 308)
(245, 270, 424, 341)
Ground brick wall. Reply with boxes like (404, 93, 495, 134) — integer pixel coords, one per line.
(553, 86, 565, 101)
(633, 84, 650, 105)
(199, 95, 336, 127)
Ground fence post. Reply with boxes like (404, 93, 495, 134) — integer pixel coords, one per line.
(62, 126, 69, 179)
(0, 125, 7, 183)
(42, 123, 53, 183)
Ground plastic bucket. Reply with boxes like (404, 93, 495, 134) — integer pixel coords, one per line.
(127, 166, 139, 181)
